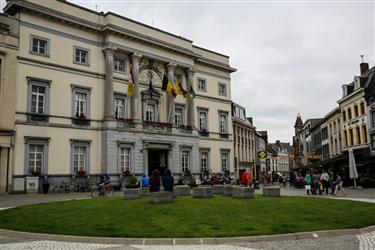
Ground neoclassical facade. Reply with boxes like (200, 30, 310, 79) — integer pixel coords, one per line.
(1, 0, 236, 192)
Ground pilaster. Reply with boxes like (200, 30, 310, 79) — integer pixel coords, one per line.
(187, 67, 196, 127)
(130, 53, 142, 126)
(103, 47, 116, 120)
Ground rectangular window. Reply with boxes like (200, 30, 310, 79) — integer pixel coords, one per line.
(175, 106, 184, 126)
(349, 129, 353, 146)
(30, 35, 49, 56)
(362, 125, 368, 143)
(219, 113, 228, 134)
(344, 130, 348, 147)
(348, 108, 352, 120)
(114, 58, 126, 72)
(73, 146, 86, 173)
(356, 127, 361, 144)
(74, 47, 90, 65)
(218, 83, 227, 96)
(182, 150, 190, 173)
(115, 97, 126, 119)
(360, 102, 365, 115)
(372, 134, 375, 150)
(31, 85, 46, 114)
(199, 109, 208, 130)
(342, 111, 346, 122)
(145, 104, 155, 122)
(371, 111, 375, 128)
(200, 151, 209, 173)
(198, 78, 207, 91)
(74, 92, 87, 118)
(28, 144, 44, 175)
(354, 105, 359, 117)
(120, 147, 131, 172)
(221, 151, 229, 173)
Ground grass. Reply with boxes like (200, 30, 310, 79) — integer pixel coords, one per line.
(0, 195, 374, 238)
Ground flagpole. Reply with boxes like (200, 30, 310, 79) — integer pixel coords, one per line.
(167, 96, 173, 124)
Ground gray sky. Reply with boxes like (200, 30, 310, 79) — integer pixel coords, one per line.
(4, 0, 374, 143)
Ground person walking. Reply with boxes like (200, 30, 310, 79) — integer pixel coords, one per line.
(141, 173, 149, 187)
(329, 171, 335, 194)
(312, 172, 320, 195)
(333, 173, 346, 196)
(305, 172, 312, 195)
(321, 171, 329, 194)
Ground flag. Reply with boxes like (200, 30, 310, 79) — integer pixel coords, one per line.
(189, 86, 196, 99)
(167, 80, 173, 93)
(175, 77, 184, 95)
(161, 74, 168, 91)
(148, 78, 155, 98)
(127, 65, 135, 97)
(171, 88, 177, 98)
(184, 89, 191, 99)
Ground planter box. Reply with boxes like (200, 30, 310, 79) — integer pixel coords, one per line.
(224, 185, 234, 196)
(150, 191, 173, 204)
(212, 185, 224, 194)
(263, 186, 281, 197)
(124, 188, 142, 199)
(192, 187, 213, 198)
(173, 185, 191, 196)
(141, 187, 149, 196)
(25, 176, 39, 194)
(12, 177, 25, 193)
(232, 187, 254, 199)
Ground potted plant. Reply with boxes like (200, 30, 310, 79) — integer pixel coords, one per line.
(77, 169, 86, 176)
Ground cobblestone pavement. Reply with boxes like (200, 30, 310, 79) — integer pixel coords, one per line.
(357, 231, 375, 250)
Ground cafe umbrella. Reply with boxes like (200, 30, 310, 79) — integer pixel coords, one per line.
(349, 149, 358, 187)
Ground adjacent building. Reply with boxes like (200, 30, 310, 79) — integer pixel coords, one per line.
(268, 140, 294, 177)
(1, 0, 236, 193)
(232, 102, 256, 178)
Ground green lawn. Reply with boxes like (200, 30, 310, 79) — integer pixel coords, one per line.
(0, 195, 374, 238)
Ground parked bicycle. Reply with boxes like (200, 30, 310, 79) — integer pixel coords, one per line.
(73, 183, 91, 192)
(52, 182, 71, 193)
(91, 183, 113, 198)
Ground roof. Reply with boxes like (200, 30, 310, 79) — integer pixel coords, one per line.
(294, 114, 303, 128)
(268, 141, 294, 156)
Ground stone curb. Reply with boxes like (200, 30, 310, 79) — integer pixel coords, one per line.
(0, 226, 373, 245)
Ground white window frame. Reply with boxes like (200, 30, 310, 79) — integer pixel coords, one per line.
(198, 108, 208, 131)
(70, 140, 90, 175)
(218, 83, 227, 96)
(114, 58, 126, 73)
(175, 105, 184, 126)
(197, 78, 207, 92)
(30, 35, 50, 57)
(24, 137, 49, 175)
(219, 112, 228, 134)
(120, 147, 131, 172)
(71, 85, 91, 119)
(200, 149, 210, 173)
(27, 77, 51, 115)
(220, 150, 230, 173)
(114, 94, 127, 120)
(145, 103, 156, 122)
(181, 150, 190, 173)
(73, 46, 90, 66)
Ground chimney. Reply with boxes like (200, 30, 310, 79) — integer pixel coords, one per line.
(360, 55, 369, 75)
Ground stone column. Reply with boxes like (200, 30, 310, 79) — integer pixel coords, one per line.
(103, 47, 116, 120)
(187, 68, 196, 127)
(167, 63, 176, 124)
(130, 53, 142, 123)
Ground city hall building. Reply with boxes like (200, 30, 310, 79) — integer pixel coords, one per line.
(0, 0, 236, 193)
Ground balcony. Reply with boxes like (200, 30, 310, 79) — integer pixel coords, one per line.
(27, 113, 49, 122)
(178, 125, 193, 134)
(116, 119, 136, 129)
(143, 121, 172, 133)
(72, 117, 90, 126)
(219, 133, 229, 139)
(199, 130, 209, 137)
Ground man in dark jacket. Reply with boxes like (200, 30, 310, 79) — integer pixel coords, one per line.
(162, 168, 174, 192)
(149, 169, 161, 192)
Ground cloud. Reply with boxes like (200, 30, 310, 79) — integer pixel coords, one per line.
(71, 0, 374, 143)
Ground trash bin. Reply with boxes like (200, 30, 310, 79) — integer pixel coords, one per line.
(42, 179, 50, 194)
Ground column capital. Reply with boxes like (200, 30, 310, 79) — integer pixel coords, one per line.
(187, 67, 196, 76)
(167, 62, 177, 71)
(103, 47, 116, 56)
(131, 53, 143, 63)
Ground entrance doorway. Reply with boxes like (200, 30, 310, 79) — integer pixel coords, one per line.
(148, 150, 168, 177)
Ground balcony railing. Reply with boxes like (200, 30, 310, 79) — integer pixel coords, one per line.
(178, 125, 193, 134)
(116, 119, 136, 129)
(143, 121, 172, 133)
(27, 113, 49, 122)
